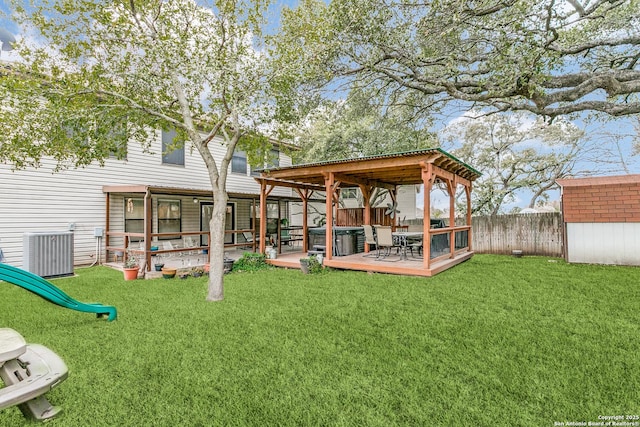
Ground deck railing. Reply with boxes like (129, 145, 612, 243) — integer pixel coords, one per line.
(105, 229, 257, 270)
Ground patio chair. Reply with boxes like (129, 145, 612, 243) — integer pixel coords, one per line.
(162, 241, 176, 258)
(362, 225, 379, 258)
(280, 228, 291, 246)
(242, 232, 258, 248)
(374, 226, 401, 261)
(407, 238, 423, 258)
(287, 228, 303, 247)
(183, 236, 198, 256)
(405, 224, 424, 257)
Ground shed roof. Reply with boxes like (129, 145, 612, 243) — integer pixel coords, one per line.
(557, 174, 640, 188)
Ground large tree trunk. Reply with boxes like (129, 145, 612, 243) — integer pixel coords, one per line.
(206, 188, 228, 301)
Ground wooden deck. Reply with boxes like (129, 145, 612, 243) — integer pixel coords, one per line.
(267, 250, 474, 277)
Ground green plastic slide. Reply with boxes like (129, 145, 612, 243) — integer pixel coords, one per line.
(0, 263, 117, 321)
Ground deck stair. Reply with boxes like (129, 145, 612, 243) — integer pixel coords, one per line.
(307, 245, 326, 257)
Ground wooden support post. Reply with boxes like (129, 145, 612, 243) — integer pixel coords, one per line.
(447, 178, 456, 259)
(105, 192, 110, 263)
(324, 173, 335, 260)
(144, 190, 152, 271)
(466, 184, 473, 252)
(295, 188, 312, 253)
(421, 163, 434, 269)
(251, 198, 257, 253)
(276, 199, 282, 254)
(302, 191, 309, 252)
(359, 185, 373, 252)
(389, 188, 398, 230)
(259, 181, 268, 254)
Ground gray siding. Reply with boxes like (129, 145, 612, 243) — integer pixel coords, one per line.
(396, 185, 417, 221)
(0, 132, 293, 268)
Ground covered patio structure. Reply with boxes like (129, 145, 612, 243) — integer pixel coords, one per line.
(256, 149, 481, 277)
(101, 185, 300, 272)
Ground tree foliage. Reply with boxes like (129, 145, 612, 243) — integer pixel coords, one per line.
(441, 112, 616, 214)
(293, 87, 437, 163)
(292, 87, 437, 208)
(1, 0, 286, 301)
(276, 0, 640, 120)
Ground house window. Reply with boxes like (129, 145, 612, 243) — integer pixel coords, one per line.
(124, 198, 144, 242)
(108, 120, 129, 159)
(267, 149, 280, 168)
(162, 129, 185, 166)
(250, 149, 279, 176)
(109, 139, 128, 160)
(231, 150, 247, 174)
(158, 199, 181, 239)
(341, 188, 358, 199)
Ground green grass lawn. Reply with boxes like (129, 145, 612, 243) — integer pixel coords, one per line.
(1, 255, 639, 426)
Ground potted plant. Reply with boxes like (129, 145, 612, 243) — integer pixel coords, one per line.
(191, 267, 204, 278)
(161, 267, 177, 279)
(299, 257, 310, 274)
(266, 246, 277, 260)
(300, 254, 322, 274)
(154, 262, 165, 272)
(178, 271, 189, 279)
(223, 258, 235, 274)
(123, 253, 139, 280)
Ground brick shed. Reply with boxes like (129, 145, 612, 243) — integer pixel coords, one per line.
(556, 174, 640, 266)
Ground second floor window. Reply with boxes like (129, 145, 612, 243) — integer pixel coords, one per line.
(251, 149, 280, 176)
(162, 129, 185, 166)
(109, 138, 128, 160)
(231, 150, 247, 174)
(267, 149, 280, 169)
(107, 119, 129, 160)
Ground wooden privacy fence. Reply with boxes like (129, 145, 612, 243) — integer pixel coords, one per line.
(336, 208, 394, 227)
(337, 209, 563, 257)
(472, 212, 563, 257)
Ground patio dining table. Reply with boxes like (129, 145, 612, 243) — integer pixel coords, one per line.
(392, 231, 423, 260)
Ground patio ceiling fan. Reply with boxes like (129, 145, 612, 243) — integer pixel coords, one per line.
(385, 201, 400, 219)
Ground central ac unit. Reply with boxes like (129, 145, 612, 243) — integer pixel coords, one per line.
(23, 232, 74, 278)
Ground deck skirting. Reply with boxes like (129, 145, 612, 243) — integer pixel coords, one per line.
(266, 250, 474, 277)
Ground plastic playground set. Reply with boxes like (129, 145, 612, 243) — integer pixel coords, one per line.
(0, 263, 117, 421)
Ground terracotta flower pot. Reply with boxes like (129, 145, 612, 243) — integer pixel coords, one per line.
(123, 267, 139, 281)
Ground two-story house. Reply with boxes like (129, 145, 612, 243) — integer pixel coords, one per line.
(0, 129, 297, 273)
